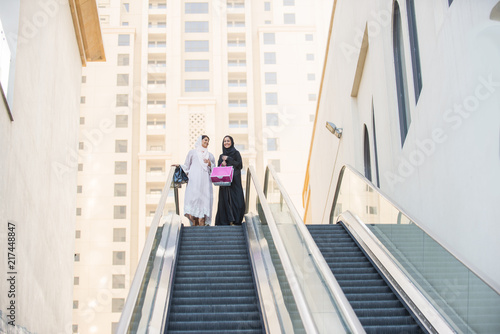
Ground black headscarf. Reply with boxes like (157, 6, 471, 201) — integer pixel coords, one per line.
(222, 135, 238, 157)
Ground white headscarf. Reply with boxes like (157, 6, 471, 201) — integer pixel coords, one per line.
(195, 135, 210, 171)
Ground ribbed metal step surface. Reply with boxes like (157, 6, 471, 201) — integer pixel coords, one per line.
(307, 224, 425, 334)
(166, 226, 263, 334)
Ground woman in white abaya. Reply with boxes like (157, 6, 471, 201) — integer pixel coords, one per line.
(180, 135, 216, 226)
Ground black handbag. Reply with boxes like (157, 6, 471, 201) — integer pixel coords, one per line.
(173, 166, 189, 186)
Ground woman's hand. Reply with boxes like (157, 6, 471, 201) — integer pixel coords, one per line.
(221, 161, 227, 166)
(171, 164, 179, 167)
(204, 159, 211, 166)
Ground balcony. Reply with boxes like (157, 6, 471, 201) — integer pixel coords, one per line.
(148, 42, 167, 54)
(146, 193, 161, 204)
(227, 22, 245, 33)
(228, 61, 247, 73)
(146, 123, 166, 135)
(147, 104, 166, 114)
(147, 83, 166, 94)
(227, 2, 245, 14)
(148, 4, 167, 15)
(227, 41, 246, 53)
(148, 23, 167, 34)
(146, 170, 166, 182)
(148, 64, 166, 74)
(228, 80, 247, 93)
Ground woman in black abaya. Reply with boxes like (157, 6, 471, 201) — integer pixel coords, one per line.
(215, 135, 245, 225)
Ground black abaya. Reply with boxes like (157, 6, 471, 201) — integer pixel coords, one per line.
(215, 147, 245, 226)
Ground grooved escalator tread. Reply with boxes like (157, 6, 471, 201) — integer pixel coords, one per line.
(307, 224, 426, 334)
(166, 225, 264, 333)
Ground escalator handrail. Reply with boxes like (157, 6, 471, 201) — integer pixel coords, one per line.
(264, 164, 365, 334)
(245, 166, 319, 334)
(331, 164, 500, 295)
(116, 166, 178, 333)
(338, 211, 455, 334)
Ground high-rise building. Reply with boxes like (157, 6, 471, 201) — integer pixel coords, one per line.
(74, 0, 332, 332)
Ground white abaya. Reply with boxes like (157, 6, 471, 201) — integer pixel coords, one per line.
(181, 148, 216, 225)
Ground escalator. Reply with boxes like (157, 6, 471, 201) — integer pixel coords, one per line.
(166, 225, 263, 333)
(117, 164, 500, 333)
(307, 223, 423, 333)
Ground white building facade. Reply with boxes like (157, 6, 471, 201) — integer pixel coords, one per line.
(304, 0, 500, 292)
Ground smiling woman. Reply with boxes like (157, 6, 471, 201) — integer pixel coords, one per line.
(179, 135, 216, 226)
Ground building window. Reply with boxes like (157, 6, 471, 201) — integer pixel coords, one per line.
(122, 21, 129, 26)
(366, 206, 378, 215)
(114, 183, 127, 197)
(406, 0, 422, 102)
(308, 94, 317, 101)
(74, 253, 80, 262)
(77, 185, 82, 193)
(284, 0, 295, 5)
(284, 13, 296, 24)
(118, 34, 130, 46)
(185, 2, 208, 13)
(267, 138, 278, 151)
(307, 73, 315, 81)
(116, 115, 128, 128)
(185, 79, 209, 92)
(112, 298, 125, 312)
(269, 159, 281, 172)
(115, 161, 127, 174)
(76, 207, 81, 216)
(265, 20, 271, 24)
(113, 228, 126, 242)
(113, 251, 125, 265)
(118, 54, 129, 66)
(364, 125, 372, 182)
(116, 140, 128, 153)
(123, 3, 129, 12)
(78, 163, 83, 171)
(80, 117, 85, 125)
(114, 206, 126, 219)
(117, 74, 129, 86)
(266, 113, 279, 126)
(75, 230, 81, 239)
(112, 275, 126, 288)
(73, 300, 78, 309)
(74, 277, 79, 285)
(265, 92, 278, 105)
(305, 33, 313, 41)
(78, 142, 84, 150)
(72, 325, 78, 333)
(264, 52, 276, 64)
(116, 94, 128, 107)
(82, 76, 86, 83)
(306, 53, 314, 61)
(80, 96, 85, 104)
(393, 1, 411, 146)
(185, 40, 209, 52)
(185, 60, 209, 72)
(185, 21, 209, 33)
(264, 2, 271, 10)
(263, 33, 275, 44)
(265, 72, 277, 85)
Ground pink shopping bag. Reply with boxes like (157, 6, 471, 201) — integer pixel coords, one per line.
(210, 166, 233, 186)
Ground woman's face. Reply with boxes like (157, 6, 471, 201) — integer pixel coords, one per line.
(223, 137, 232, 148)
(201, 137, 209, 148)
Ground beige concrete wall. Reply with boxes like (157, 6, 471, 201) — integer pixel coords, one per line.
(0, 0, 82, 332)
